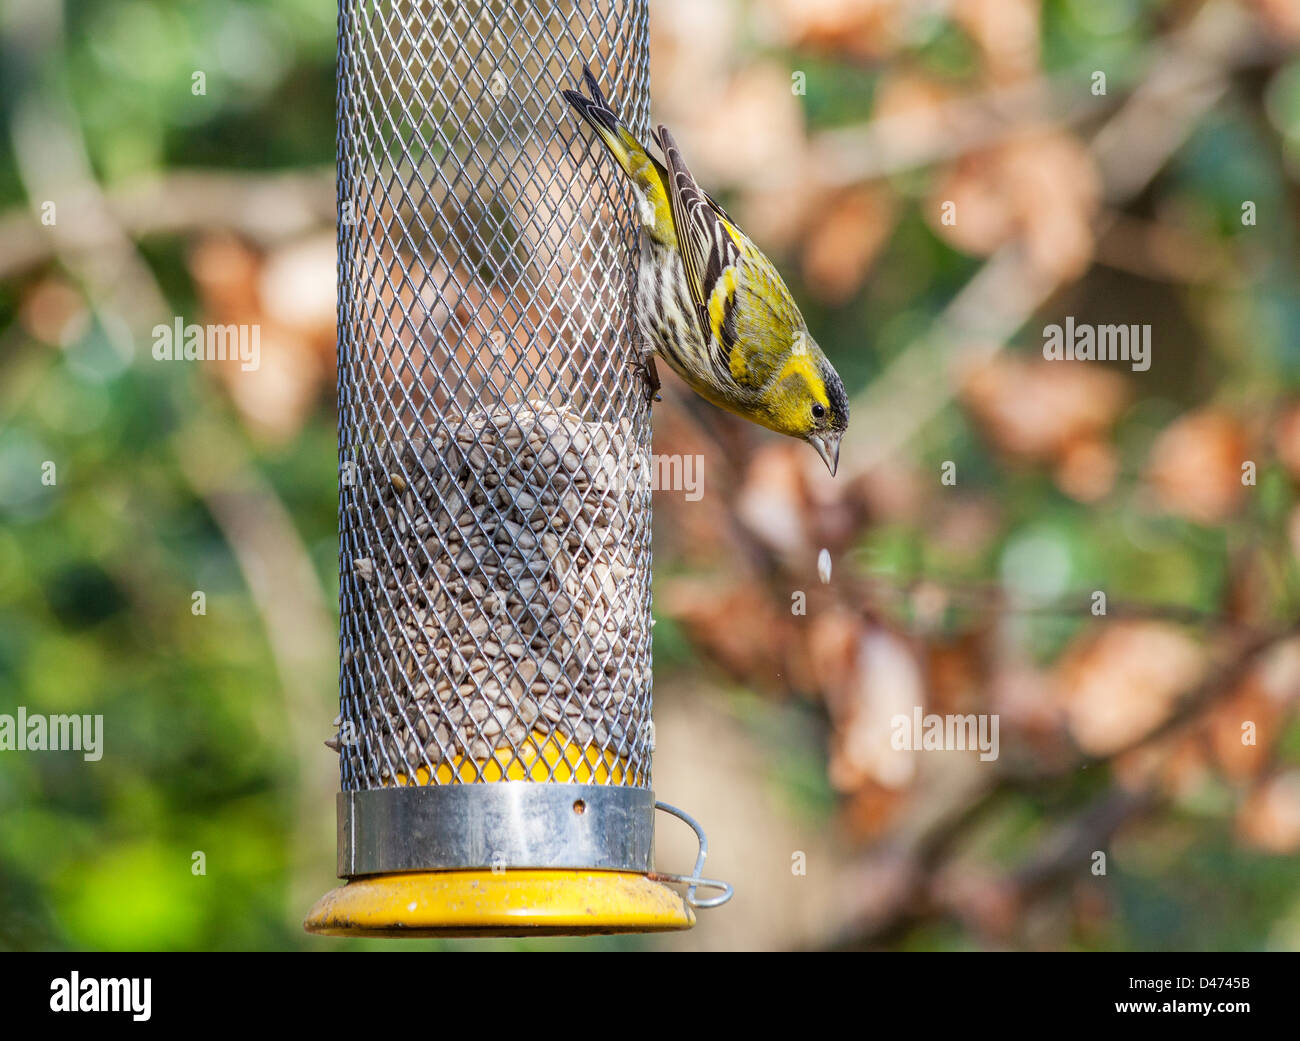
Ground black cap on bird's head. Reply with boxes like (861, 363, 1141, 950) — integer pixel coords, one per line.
(806, 363, 849, 477)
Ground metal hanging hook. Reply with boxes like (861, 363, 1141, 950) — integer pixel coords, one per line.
(650, 801, 734, 909)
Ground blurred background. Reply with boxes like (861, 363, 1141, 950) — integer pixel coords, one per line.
(2, 0, 1300, 951)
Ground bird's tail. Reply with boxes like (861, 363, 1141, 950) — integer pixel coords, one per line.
(562, 65, 675, 245)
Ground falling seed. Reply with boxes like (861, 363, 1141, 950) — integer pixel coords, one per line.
(818, 548, 832, 584)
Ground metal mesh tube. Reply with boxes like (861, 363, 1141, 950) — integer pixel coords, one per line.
(336, 0, 653, 811)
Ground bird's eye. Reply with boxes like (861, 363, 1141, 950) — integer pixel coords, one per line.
(811, 403, 826, 419)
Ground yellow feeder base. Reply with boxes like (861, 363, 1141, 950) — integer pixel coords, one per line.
(304, 869, 695, 937)
(309, 736, 689, 936)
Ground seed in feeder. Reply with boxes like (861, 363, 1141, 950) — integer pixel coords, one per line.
(348, 402, 650, 777)
(354, 557, 376, 585)
(818, 548, 832, 584)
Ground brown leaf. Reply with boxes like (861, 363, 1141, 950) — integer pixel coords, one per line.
(1251, 0, 1300, 41)
(258, 232, 337, 363)
(871, 72, 965, 161)
(1145, 408, 1250, 525)
(827, 624, 925, 791)
(736, 441, 812, 559)
(800, 186, 895, 304)
(929, 130, 1099, 280)
(962, 355, 1128, 462)
(1054, 622, 1206, 757)
(189, 233, 327, 443)
(1116, 734, 1211, 800)
(925, 630, 986, 716)
(1054, 437, 1119, 503)
(649, 0, 736, 120)
(1238, 771, 1300, 853)
(1204, 675, 1282, 782)
(1272, 403, 1300, 482)
(19, 278, 90, 348)
(661, 577, 793, 685)
(189, 233, 260, 316)
(808, 605, 862, 697)
(754, 0, 911, 60)
(692, 63, 806, 187)
(839, 781, 909, 840)
(952, 0, 1041, 84)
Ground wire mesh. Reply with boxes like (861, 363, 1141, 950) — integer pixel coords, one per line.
(336, 0, 654, 791)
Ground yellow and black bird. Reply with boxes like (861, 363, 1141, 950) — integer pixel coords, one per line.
(563, 65, 849, 476)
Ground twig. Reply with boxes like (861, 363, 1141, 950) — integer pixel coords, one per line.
(845, 573, 1242, 627)
(812, 75, 1117, 188)
(810, 8, 1287, 188)
(1005, 619, 1300, 785)
(0, 167, 335, 280)
(1093, 211, 1240, 285)
(1010, 788, 1153, 900)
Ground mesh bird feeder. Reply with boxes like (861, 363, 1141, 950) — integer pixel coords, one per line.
(305, 0, 729, 936)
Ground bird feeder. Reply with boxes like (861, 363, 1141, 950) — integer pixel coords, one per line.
(305, 0, 729, 936)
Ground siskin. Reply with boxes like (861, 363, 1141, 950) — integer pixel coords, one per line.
(563, 66, 849, 476)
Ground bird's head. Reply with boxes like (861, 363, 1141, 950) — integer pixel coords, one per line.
(763, 335, 850, 476)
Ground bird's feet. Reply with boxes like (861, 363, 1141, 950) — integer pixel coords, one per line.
(640, 353, 662, 405)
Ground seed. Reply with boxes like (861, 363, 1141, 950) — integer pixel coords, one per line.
(345, 403, 652, 776)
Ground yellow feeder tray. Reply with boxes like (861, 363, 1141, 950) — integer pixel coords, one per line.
(305, 869, 694, 937)
(306, 737, 702, 937)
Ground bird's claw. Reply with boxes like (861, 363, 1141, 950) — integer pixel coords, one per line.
(641, 354, 661, 405)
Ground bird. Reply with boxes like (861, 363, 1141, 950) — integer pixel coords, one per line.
(562, 65, 849, 476)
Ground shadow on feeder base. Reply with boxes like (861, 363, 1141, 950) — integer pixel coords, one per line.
(304, 869, 695, 937)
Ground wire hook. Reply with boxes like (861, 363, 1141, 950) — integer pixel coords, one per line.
(650, 801, 734, 909)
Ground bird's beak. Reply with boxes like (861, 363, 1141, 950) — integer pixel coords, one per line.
(807, 432, 841, 477)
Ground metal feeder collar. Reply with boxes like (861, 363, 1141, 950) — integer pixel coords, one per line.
(305, 0, 729, 937)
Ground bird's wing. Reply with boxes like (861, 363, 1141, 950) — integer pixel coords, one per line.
(657, 126, 806, 392)
(657, 126, 743, 378)
(727, 247, 806, 391)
